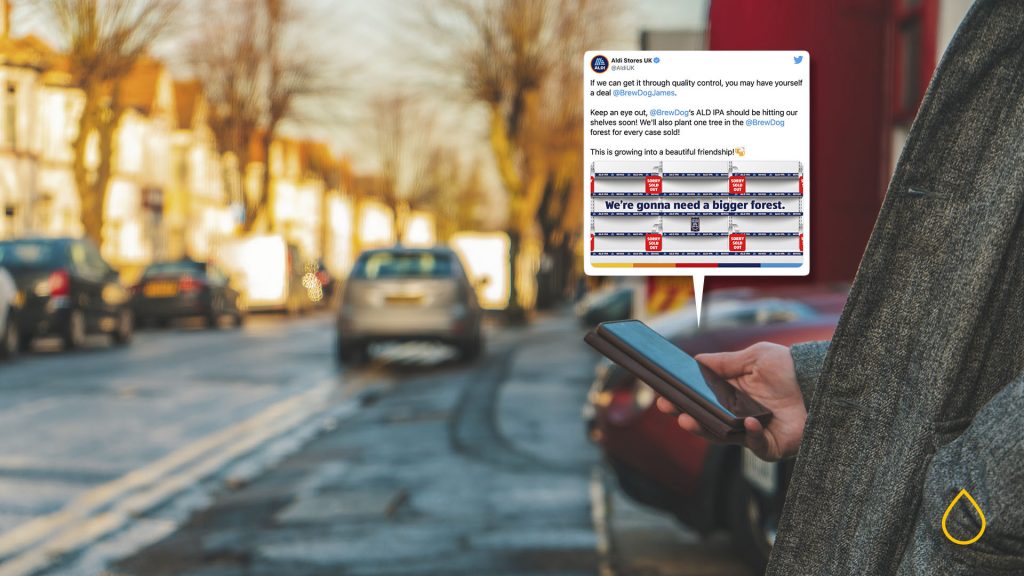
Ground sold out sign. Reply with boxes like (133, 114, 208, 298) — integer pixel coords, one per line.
(729, 175, 746, 195)
(645, 233, 663, 252)
(645, 176, 662, 195)
(729, 233, 746, 252)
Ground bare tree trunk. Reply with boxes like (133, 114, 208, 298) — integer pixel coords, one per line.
(393, 200, 408, 245)
(244, 129, 275, 232)
(73, 92, 101, 244)
(95, 94, 122, 243)
(485, 105, 529, 321)
(506, 228, 523, 322)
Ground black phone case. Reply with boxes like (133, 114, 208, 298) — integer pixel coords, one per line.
(585, 325, 770, 439)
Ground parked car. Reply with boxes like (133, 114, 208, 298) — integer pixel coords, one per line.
(0, 266, 18, 360)
(585, 287, 846, 572)
(0, 238, 133, 350)
(218, 234, 313, 315)
(576, 285, 633, 327)
(337, 246, 484, 364)
(131, 259, 246, 329)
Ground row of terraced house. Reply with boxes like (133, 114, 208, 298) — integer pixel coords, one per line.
(0, 6, 364, 278)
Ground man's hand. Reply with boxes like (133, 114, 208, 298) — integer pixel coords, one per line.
(655, 342, 806, 461)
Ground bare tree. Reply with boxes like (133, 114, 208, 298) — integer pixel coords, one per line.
(368, 93, 437, 244)
(425, 0, 618, 317)
(188, 0, 340, 232)
(35, 0, 180, 244)
(425, 149, 486, 243)
(535, 0, 617, 307)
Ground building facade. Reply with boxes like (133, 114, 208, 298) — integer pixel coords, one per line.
(0, 2, 352, 278)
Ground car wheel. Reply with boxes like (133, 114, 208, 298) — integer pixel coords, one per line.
(460, 336, 482, 361)
(0, 311, 18, 361)
(62, 308, 87, 350)
(726, 468, 773, 573)
(112, 309, 133, 346)
(336, 337, 366, 366)
(232, 296, 246, 328)
(18, 331, 33, 353)
(206, 308, 220, 329)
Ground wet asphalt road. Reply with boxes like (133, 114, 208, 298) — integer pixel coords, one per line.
(0, 314, 333, 539)
(111, 316, 603, 576)
(0, 312, 754, 576)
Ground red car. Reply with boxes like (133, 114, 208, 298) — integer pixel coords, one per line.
(585, 287, 846, 571)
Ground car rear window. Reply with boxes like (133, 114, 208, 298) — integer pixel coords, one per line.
(352, 252, 453, 279)
(0, 241, 63, 269)
(143, 261, 204, 277)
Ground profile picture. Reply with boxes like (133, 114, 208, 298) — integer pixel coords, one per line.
(591, 54, 609, 73)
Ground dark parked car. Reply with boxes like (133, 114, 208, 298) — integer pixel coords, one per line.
(576, 285, 633, 327)
(585, 287, 846, 572)
(0, 238, 133, 350)
(132, 259, 246, 329)
(337, 247, 484, 364)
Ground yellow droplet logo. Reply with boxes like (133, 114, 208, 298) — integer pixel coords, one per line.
(941, 488, 986, 545)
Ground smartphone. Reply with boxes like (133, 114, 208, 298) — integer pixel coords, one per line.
(585, 319, 772, 438)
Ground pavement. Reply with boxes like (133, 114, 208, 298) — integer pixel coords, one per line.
(601, 476, 754, 576)
(0, 310, 757, 576)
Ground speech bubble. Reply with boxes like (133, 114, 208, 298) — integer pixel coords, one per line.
(584, 50, 810, 319)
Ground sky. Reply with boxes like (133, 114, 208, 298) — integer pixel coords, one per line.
(281, 0, 710, 161)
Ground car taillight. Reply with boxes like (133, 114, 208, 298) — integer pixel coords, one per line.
(49, 269, 70, 298)
(179, 275, 204, 293)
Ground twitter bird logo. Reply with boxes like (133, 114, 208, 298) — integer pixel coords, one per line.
(793, 55, 804, 64)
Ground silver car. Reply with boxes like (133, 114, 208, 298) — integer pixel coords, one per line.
(336, 247, 484, 364)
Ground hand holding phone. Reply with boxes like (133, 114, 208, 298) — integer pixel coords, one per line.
(586, 320, 807, 460)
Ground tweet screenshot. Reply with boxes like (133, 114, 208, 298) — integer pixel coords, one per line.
(584, 51, 810, 276)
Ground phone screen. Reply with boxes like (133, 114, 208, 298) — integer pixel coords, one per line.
(599, 320, 763, 420)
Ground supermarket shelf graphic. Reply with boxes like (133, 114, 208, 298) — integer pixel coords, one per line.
(588, 159, 806, 271)
(592, 191, 803, 197)
(592, 252, 803, 256)
(590, 211, 803, 217)
(594, 232, 800, 237)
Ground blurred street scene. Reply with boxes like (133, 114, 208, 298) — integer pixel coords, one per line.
(0, 0, 974, 575)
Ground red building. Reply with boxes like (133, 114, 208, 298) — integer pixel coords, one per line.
(705, 0, 969, 287)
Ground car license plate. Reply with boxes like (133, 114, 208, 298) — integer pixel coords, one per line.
(742, 448, 778, 495)
(144, 282, 178, 298)
(385, 294, 423, 305)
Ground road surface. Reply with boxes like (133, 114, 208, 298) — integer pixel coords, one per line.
(0, 312, 754, 576)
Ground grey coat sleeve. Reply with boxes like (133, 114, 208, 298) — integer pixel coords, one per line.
(789, 340, 830, 409)
(897, 373, 1024, 574)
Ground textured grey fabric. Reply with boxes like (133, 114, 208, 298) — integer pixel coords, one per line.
(769, 1, 1024, 574)
(789, 340, 830, 410)
(898, 376, 1024, 574)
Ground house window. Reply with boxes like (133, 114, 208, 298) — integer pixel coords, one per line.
(892, 0, 937, 124)
(5, 82, 16, 149)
